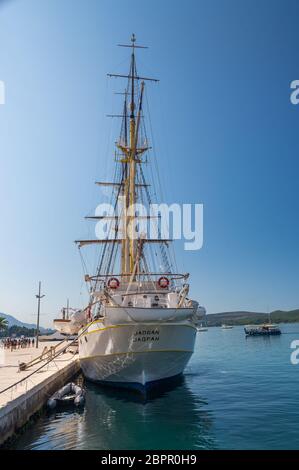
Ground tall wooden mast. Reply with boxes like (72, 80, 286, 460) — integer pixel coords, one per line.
(107, 34, 158, 275)
(77, 35, 161, 277)
(128, 34, 137, 273)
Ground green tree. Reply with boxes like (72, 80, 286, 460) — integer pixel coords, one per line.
(0, 317, 8, 332)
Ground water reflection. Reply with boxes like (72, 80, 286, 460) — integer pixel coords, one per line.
(11, 374, 215, 450)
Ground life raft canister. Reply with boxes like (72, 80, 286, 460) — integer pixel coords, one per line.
(107, 277, 120, 289)
(158, 276, 169, 289)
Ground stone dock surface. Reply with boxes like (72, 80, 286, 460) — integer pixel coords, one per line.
(0, 341, 80, 446)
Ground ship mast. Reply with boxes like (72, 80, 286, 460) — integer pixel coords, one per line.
(128, 34, 137, 274)
(111, 34, 158, 276)
(75, 35, 174, 282)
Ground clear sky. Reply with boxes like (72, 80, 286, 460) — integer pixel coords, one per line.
(0, 0, 299, 327)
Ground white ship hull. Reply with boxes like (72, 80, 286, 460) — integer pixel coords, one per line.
(78, 320, 197, 390)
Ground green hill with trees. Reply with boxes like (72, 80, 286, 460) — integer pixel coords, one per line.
(206, 309, 299, 327)
(0, 323, 37, 338)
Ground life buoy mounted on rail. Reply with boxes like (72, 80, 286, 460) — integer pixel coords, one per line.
(107, 277, 120, 289)
(157, 276, 170, 289)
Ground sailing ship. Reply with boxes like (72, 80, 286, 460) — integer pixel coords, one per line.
(54, 35, 205, 391)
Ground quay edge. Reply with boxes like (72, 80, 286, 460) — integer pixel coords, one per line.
(0, 357, 80, 447)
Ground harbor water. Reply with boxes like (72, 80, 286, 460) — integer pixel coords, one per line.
(9, 323, 299, 450)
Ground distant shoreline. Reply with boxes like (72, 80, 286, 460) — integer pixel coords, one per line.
(205, 309, 299, 327)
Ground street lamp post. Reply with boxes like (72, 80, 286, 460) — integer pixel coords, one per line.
(35, 281, 45, 348)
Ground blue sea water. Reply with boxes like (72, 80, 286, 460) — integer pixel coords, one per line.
(10, 323, 299, 450)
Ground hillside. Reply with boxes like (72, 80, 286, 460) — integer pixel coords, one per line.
(206, 309, 299, 326)
(0, 312, 52, 334)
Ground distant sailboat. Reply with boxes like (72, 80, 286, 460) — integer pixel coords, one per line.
(197, 312, 208, 332)
(197, 324, 208, 332)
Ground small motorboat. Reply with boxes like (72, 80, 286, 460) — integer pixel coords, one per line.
(47, 382, 85, 409)
(244, 324, 281, 337)
(221, 324, 233, 329)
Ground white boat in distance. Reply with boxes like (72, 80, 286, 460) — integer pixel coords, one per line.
(197, 319, 208, 332)
(197, 326, 208, 332)
(54, 35, 205, 391)
(221, 324, 233, 329)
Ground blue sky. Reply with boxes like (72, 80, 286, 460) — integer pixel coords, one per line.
(0, 0, 298, 327)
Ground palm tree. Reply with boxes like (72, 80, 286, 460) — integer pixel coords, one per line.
(0, 317, 8, 332)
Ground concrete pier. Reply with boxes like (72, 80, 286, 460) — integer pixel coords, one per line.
(0, 342, 80, 446)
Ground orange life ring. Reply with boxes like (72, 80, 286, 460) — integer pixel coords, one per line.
(158, 276, 169, 289)
(107, 277, 120, 289)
